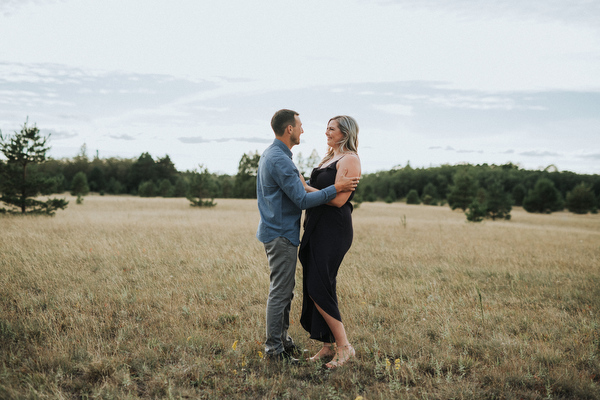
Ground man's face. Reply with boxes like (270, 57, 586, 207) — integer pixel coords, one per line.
(289, 115, 303, 147)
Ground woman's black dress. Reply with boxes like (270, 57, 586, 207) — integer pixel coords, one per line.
(299, 160, 354, 343)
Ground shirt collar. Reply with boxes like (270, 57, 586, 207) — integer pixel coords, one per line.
(272, 138, 293, 159)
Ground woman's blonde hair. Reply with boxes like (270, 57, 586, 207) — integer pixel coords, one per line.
(319, 115, 359, 167)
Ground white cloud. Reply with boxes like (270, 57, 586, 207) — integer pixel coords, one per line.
(519, 150, 561, 158)
(109, 134, 136, 141)
(372, 104, 414, 116)
(580, 153, 600, 160)
(178, 136, 271, 144)
(402, 93, 547, 111)
(42, 129, 78, 140)
(376, 0, 600, 26)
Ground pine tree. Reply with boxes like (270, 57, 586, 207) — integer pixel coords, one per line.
(485, 179, 512, 220)
(70, 171, 90, 205)
(0, 120, 68, 215)
(70, 171, 90, 197)
(523, 178, 564, 213)
(187, 165, 217, 207)
(565, 182, 596, 214)
(447, 170, 477, 211)
(422, 182, 438, 205)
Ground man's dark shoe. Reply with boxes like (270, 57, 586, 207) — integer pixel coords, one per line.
(284, 343, 302, 357)
(264, 351, 300, 365)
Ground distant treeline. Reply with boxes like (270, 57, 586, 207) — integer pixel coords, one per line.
(35, 147, 600, 213)
(36, 147, 259, 199)
(357, 162, 599, 214)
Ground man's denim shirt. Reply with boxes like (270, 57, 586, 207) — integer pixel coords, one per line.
(256, 139, 337, 246)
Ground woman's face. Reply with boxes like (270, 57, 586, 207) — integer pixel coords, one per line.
(326, 119, 344, 148)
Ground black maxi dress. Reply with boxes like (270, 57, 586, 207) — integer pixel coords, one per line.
(299, 160, 354, 343)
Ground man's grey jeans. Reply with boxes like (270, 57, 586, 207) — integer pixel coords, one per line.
(264, 236, 297, 355)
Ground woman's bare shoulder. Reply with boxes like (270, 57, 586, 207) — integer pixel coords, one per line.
(338, 153, 361, 173)
(340, 152, 360, 164)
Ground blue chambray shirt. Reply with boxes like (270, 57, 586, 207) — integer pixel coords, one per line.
(256, 139, 337, 246)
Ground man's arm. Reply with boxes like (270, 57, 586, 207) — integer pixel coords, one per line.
(300, 168, 359, 194)
(269, 155, 348, 210)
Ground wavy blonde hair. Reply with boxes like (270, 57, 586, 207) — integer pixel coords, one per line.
(319, 115, 359, 167)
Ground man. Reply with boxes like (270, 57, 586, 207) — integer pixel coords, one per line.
(256, 109, 359, 363)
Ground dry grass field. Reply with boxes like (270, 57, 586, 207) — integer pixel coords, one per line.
(1, 195, 599, 399)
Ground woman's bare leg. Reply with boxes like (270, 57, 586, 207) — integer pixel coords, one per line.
(313, 301, 355, 368)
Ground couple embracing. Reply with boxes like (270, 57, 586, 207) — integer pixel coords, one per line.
(256, 109, 361, 368)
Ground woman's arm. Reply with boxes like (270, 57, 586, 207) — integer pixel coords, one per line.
(328, 154, 361, 207)
(300, 173, 318, 193)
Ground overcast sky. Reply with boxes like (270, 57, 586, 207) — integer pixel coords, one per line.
(1, 0, 599, 175)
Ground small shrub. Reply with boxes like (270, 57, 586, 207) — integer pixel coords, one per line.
(188, 197, 217, 207)
(466, 200, 486, 222)
(158, 179, 174, 198)
(406, 189, 420, 205)
(138, 181, 157, 197)
(566, 182, 596, 214)
(422, 194, 436, 206)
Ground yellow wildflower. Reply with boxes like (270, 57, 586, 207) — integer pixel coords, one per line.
(232, 340, 238, 350)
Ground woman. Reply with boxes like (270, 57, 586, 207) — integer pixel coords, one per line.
(299, 115, 361, 369)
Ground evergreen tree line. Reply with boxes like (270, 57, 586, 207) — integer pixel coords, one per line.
(34, 148, 248, 200)
(0, 122, 261, 213)
(6, 147, 600, 215)
(355, 162, 599, 217)
(28, 150, 600, 216)
(2, 122, 598, 217)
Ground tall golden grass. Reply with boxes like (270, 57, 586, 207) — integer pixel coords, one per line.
(1, 195, 599, 399)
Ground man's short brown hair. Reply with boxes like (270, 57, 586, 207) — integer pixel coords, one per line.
(271, 109, 299, 136)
